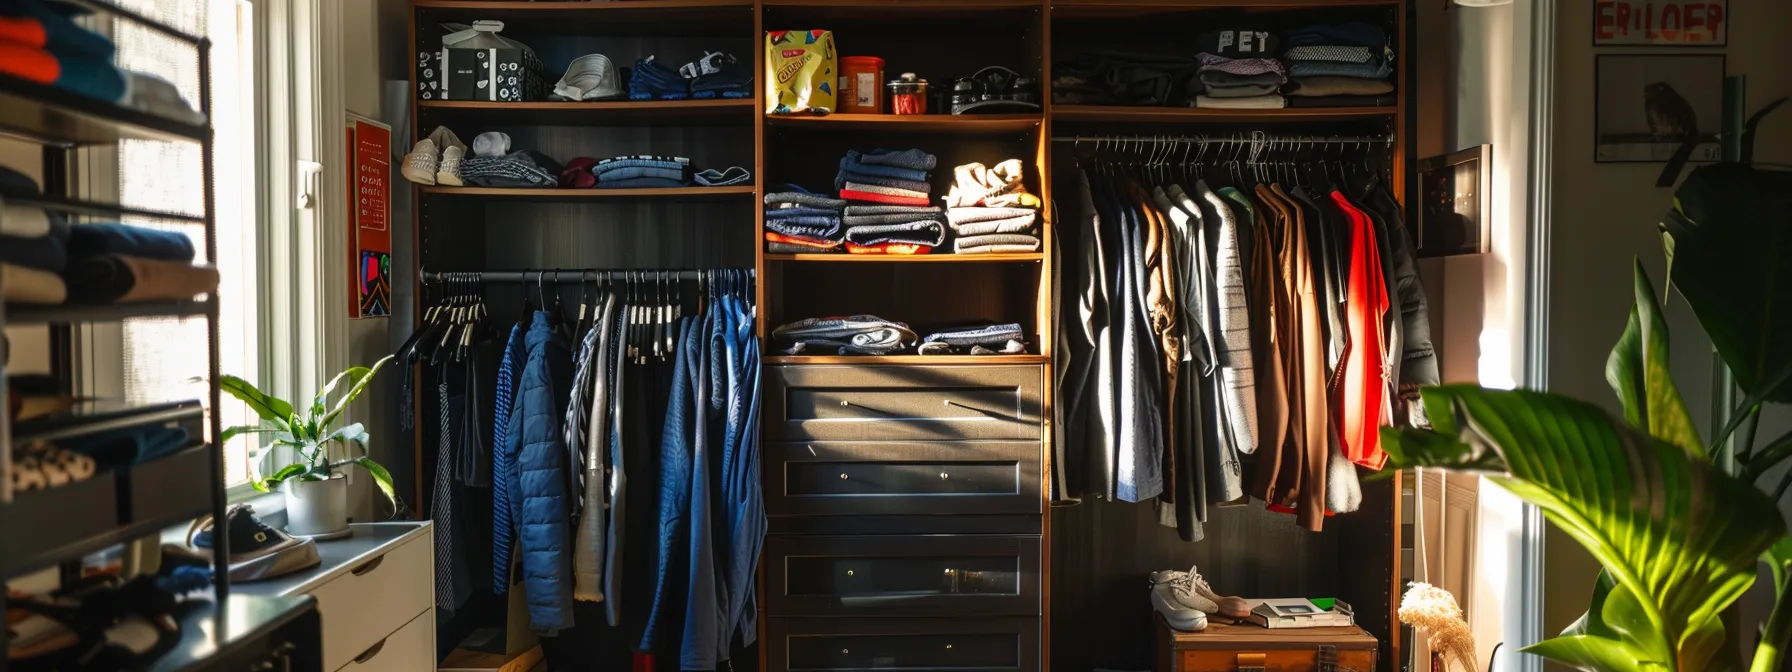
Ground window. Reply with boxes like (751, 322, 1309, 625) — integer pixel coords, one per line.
(89, 0, 263, 489)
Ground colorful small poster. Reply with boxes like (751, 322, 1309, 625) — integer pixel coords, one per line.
(347, 116, 392, 318)
(1594, 0, 1727, 46)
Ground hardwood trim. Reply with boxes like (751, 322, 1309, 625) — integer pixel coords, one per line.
(764, 253, 1044, 263)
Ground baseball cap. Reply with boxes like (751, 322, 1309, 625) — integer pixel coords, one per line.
(553, 53, 623, 101)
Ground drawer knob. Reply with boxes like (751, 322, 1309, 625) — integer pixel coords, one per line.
(846, 570, 855, 577)
(840, 400, 851, 407)
(840, 473, 849, 480)
(842, 648, 850, 654)
(940, 472, 949, 480)
(946, 644, 954, 649)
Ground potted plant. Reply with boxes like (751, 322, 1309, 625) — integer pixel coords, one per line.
(220, 355, 398, 538)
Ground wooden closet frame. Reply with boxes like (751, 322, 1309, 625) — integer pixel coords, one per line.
(404, 0, 1409, 668)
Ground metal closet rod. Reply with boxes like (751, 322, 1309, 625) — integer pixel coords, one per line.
(420, 268, 754, 283)
(1051, 134, 1395, 144)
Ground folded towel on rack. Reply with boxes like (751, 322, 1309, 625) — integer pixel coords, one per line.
(0, 0, 118, 59)
(944, 160, 1038, 209)
(64, 255, 220, 303)
(953, 233, 1041, 254)
(764, 186, 846, 210)
(0, 231, 67, 272)
(2, 263, 67, 304)
(1193, 94, 1286, 109)
(838, 189, 931, 207)
(844, 220, 946, 248)
(66, 223, 196, 263)
(0, 205, 57, 237)
(1283, 76, 1395, 97)
(0, 40, 126, 102)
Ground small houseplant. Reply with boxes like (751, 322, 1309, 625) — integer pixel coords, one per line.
(220, 355, 397, 537)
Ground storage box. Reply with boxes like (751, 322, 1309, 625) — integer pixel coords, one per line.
(1156, 617, 1378, 672)
(418, 21, 549, 102)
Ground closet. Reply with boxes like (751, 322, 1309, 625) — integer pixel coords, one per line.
(405, 0, 1413, 669)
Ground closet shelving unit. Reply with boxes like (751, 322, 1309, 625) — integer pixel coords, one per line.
(0, 2, 320, 670)
(409, 0, 1410, 668)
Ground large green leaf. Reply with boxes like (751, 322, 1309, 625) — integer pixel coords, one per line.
(252, 462, 307, 493)
(1660, 163, 1792, 405)
(317, 355, 395, 430)
(219, 425, 280, 448)
(353, 456, 398, 509)
(220, 376, 293, 430)
(1605, 261, 1703, 455)
(1381, 385, 1786, 671)
(323, 423, 369, 454)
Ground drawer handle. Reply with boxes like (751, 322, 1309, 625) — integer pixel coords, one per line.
(353, 638, 387, 664)
(350, 555, 385, 576)
(942, 399, 1012, 419)
(1237, 652, 1266, 672)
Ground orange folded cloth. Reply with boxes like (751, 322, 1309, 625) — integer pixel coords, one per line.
(0, 41, 60, 85)
(845, 242, 931, 255)
(764, 231, 841, 250)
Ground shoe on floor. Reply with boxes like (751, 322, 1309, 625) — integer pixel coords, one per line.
(187, 504, 320, 582)
(401, 138, 439, 185)
(1151, 582, 1209, 632)
(1151, 566, 1251, 618)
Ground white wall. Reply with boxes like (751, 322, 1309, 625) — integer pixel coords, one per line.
(1544, 0, 1792, 668)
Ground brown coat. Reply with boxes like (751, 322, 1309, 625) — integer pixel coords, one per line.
(1268, 184, 1329, 531)
(1244, 189, 1289, 501)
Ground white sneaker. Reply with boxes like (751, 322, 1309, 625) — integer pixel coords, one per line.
(436, 145, 464, 186)
(401, 138, 439, 185)
(1150, 567, 1221, 614)
(1151, 581, 1209, 632)
(1152, 566, 1251, 618)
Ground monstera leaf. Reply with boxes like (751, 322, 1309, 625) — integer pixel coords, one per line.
(1381, 386, 1786, 671)
(1660, 163, 1792, 412)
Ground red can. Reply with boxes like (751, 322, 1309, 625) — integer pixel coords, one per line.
(839, 56, 885, 114)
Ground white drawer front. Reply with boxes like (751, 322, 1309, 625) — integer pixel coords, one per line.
(336, 608, 434, 672)
(310, 532, 434, 671)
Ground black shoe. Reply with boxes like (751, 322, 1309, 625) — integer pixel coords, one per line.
(187, 504, 320, 582)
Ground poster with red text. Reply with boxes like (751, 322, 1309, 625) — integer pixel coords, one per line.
(1595, 0, 1726, 46)
(348, 116, 391, 319)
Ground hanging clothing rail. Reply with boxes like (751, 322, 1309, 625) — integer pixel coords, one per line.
(420, 268, 755, 284)
(1050, 133, 1394, 144)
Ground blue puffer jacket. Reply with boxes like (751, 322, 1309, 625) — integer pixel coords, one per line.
(508, 313, 576, 634)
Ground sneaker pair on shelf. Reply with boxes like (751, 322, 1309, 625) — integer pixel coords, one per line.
(402, 125, 467, 186)
(1150, 565, 1251, 632)
(186, 504, 320, 582)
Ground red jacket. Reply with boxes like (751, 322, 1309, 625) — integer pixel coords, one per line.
(1330, 192, 1390, 470)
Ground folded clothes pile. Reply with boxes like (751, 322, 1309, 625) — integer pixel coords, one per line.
(1192, 53, 1286, 109)
(773, 315, 918, 356)
(629, 51, 753, 101)
(764, 186, 846, 253)
(918, 323, 1027, 356)
(592, 154, 691, 189)
(1, 165, 70, 304)
(1050, 51, 1199, 107)
(835, 149, 945, 254)
(943, 160, 1041, 254)
(64, 223, 219, 304)
(0, 0, 202, 122)
(1278, 22, 1395, 109)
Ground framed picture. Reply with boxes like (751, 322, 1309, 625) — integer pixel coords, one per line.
(1415, 145, 1491, 259)
(1594, 54, 1724, 163)
(1594, 0, 1727, 47)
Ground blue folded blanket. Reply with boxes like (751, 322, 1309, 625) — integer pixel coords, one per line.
(67, 223, 196, 262)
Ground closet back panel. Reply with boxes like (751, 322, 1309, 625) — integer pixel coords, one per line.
(480, 201, 757, 270)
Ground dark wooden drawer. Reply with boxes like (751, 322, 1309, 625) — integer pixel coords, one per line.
(765, 365, 1044, 441)
(767, 616, 1040, 672)
(765, 535, 1041, 617)
(767, 440, 1042, 516)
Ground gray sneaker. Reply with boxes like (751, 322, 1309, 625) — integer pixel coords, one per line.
(1149, 567, 1221, 614)
(1151, 580, 1209, 632)
(1152, 565, 1251, 618)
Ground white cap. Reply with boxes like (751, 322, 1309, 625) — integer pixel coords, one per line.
(554, 53, 622, 101)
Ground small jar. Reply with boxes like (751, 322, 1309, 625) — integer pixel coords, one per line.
(887, 73, 928, 115)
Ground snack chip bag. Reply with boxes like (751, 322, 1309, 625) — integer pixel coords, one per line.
(765, 30, 837, 115)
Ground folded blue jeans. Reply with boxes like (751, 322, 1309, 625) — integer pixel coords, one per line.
(766, 206, 841, 219)
(764, 217, 841, 239)
(593, 158, 688, 173)
(597, 166, 688, 182)
(765, 185, 846, 210)
(694, 167, 752, 186)
(852, 148, 937, 170)
(837, 155, 930, 183)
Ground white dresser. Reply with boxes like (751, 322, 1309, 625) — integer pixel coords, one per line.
(236, 522, 436, 671)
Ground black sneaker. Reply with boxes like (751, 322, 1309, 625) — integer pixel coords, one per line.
(186, 505, 320, 582)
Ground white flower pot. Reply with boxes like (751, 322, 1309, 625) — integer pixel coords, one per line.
(283, 473, 349, 537)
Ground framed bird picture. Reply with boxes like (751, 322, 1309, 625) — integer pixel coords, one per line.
(1595, 54, 1725, 163)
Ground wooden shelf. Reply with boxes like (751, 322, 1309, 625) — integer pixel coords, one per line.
(413, 0, 755, 35)
(765, 253, 1042, 262)
(766, 113, 1042, 134)
(418, 185, 756, 199)
(764, 354, 1048, 365)
(1053, 0, 1396, 14)
(1053, 105, 1396, 124)
(419, 99, 756, 127)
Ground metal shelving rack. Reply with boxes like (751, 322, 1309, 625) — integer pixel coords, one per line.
(0, 2, 248, 669)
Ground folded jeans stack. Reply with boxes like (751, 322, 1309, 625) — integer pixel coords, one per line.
(63, 223, 220, 304)
(1278, 22, 1395, 109)
(834, 149, 943, 253)
(772, 315, 918, 355)
(836, 149, 936, 206)
(842, 205, 945, 255)
(1192, 53, 1286, 109)
(918, 323, 1027, 356)
(592, 155, 691, 189)
(944, 160, 1041, 254)
(764, 186, 846, 253)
